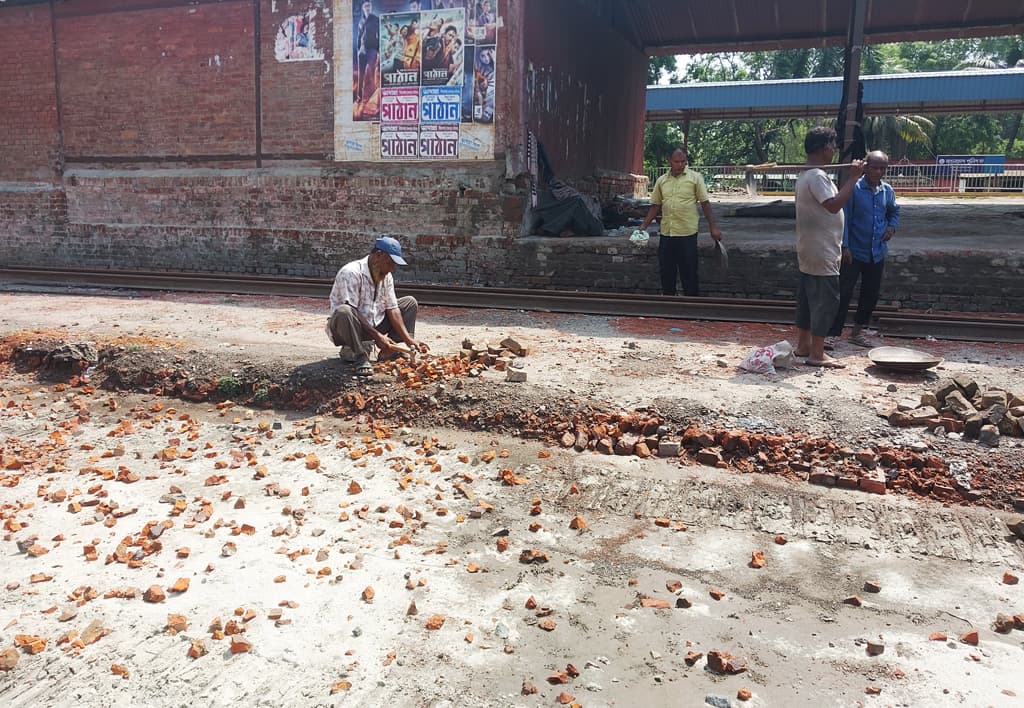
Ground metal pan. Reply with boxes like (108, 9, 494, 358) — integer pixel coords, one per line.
(867, 346, 943, 371)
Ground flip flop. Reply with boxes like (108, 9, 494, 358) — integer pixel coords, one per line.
(804, 359, 846, 369)
(353, 356, 373, 376)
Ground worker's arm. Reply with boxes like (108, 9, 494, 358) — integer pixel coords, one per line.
(699, 201, 722, 241)
(821, 160, 865, 214)
(639, 203, 661, 231)
(382, 307, 429, 355)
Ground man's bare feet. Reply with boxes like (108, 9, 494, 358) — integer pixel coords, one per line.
(804, 356, 846, 369)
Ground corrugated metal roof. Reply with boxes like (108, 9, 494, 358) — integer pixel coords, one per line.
(609, 0, 1024, 55)
(646, 68, 1024, 120)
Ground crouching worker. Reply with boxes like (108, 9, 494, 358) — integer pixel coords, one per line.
(327, 236, 430, 376)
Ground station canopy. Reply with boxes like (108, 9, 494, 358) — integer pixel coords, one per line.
(599, 0, 1024, 55)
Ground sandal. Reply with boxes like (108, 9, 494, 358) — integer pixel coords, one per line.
(353, 356, 373, 376)
(849, 333, 872, 348)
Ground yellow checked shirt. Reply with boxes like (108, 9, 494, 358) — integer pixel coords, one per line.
(650, 169, 709, 236)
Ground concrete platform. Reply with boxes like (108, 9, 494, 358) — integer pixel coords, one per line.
(513, 196, 1024, 312)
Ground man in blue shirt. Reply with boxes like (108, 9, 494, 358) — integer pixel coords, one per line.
(828, 150, 900, 348)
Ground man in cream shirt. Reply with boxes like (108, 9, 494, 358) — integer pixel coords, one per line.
(794, 127, 864, 368)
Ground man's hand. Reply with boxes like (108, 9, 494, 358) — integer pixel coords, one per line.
(409, 339, 430, 354)
(842, 247, 853, 265)
(709, 226, 723, 242)
(848, 159, 866, 178)
(882, 226, 895, 242)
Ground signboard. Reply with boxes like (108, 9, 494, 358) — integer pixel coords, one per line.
(936, 155, 1006, 175)
(336, 0, 498, 162)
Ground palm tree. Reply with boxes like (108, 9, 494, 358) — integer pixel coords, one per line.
(863, 115, 935, 159)
(954, 38, 1023, 155)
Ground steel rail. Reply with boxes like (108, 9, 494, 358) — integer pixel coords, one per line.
(2, 266, 1022, 344)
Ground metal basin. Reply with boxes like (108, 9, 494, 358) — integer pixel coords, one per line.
(868, 346, 943, 371)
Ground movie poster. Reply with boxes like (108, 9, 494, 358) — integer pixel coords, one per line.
(381, 124, 419, 159)
(380, 12, 421, 87)
(337, 0, 495, 161)
(420, 86, 462, 125)
(381, 86, 421, 123)
(275, 10, 325, 62)
(420, 8, 465, 87)
(466, 0, 497, 45)
(419, 124, 460, 159)
(471, 44, 495, 123)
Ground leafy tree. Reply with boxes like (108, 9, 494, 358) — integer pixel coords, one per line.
(648, 56, 678, 84)
(644, 37, 1024, 168)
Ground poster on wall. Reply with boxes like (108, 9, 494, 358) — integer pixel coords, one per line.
(466, 0, 496, 45)
(380, 12, 421, 87)
(275, 10, 326, 62)
(337, 0, 496, 161)
(420, 9, 464, 86)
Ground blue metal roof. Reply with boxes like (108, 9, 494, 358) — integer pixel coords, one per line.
(646, 68, 1024, 120)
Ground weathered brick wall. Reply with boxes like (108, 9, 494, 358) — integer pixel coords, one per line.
(260, 0, 333, 158)
(502, 237, 1024, 313)
(522, 0, 646, 179)
(6, 164, 515, 280)
(0, 186, 67, 260)
(0, 4, 59, 182)
(57, 2, 256, 159)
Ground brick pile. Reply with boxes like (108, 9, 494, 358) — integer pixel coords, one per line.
(887, 377, 1024, 447)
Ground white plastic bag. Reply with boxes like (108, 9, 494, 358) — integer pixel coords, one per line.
(738, 340, 795, 374)
(629, 229, 650, 245)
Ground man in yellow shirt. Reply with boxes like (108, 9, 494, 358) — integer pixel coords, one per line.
(640, 147, 723, 296)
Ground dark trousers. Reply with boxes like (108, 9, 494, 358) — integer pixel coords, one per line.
(658, 234, 699, 296)
(828, 257, 885, 336)
(329, 296, 418, 356)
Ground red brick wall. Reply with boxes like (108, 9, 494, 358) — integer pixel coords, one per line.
(522, 0, 647, 179)
(56, 1, 256, 159)
(0, 4, 59, 182)
(260, 0, 333, 158)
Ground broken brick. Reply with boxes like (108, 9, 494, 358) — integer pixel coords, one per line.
(749, 551, 766, 569)
(640, 598, 670, 609)
(143, 585, 166, 603)
(863, 580, 882, 594)
(706, 649, 747, 674)
(960, 629, 979, 645)
(426, 614, 445, 630)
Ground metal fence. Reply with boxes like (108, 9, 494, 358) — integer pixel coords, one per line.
(644, 163, 1024, 195)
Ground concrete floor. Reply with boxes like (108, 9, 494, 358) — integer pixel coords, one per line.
(1, 289, 1023, 708)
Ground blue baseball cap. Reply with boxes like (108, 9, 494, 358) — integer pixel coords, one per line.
(373, 236, 407, 266)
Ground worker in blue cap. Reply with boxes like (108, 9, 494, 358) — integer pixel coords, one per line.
(327, 236, 429, 375)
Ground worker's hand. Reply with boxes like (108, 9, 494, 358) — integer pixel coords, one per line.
(848, 159, 866, 177)
(882, 226, 895, 242)
(709, 226, 723, 242)
(409, 339, 430, 354)
(841, 247, 853, 265)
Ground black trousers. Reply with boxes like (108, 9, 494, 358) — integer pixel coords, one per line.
(828, 257, 885, 336)
(658, 234, 699, 296)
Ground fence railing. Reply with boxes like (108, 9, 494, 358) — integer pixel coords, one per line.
(644, 163, 1024, 195)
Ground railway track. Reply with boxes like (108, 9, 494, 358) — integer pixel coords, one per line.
(2, 266, 1022, 343)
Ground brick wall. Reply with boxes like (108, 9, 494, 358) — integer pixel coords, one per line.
(57, 1, 256, 159)
(6, 163, 515, 281)
(260, 0, 333, 158)
(503, 237, 1024, 312)
(0, 4, 59, 182)
(522, 0, 647, 179)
